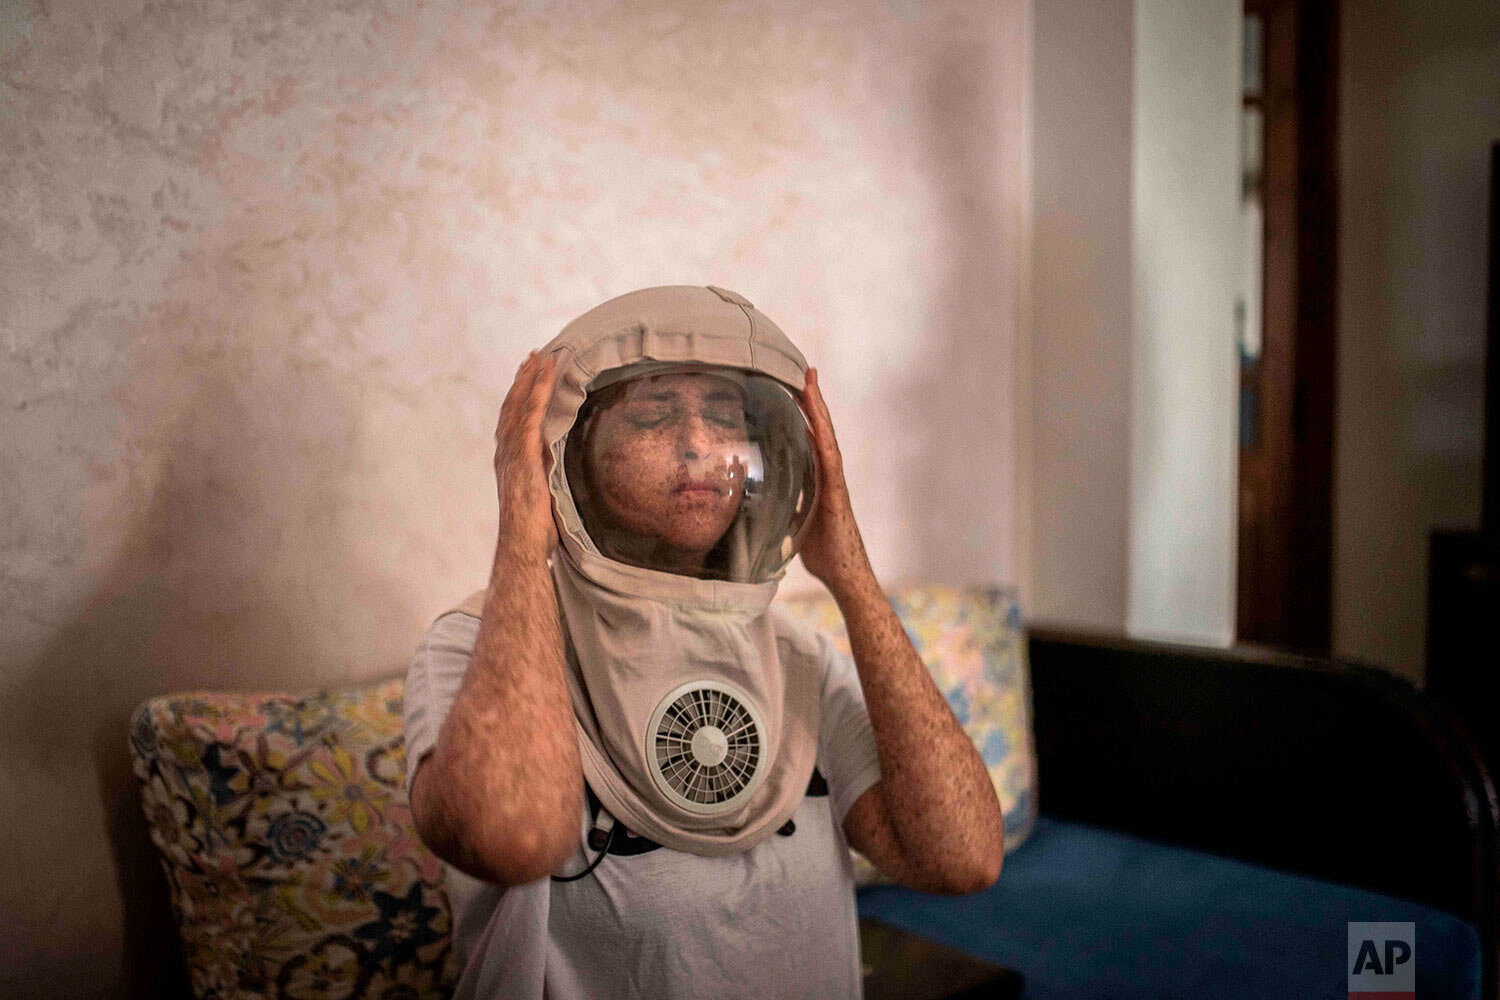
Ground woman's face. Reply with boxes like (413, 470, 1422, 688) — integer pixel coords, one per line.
(585, 372, 750, 568)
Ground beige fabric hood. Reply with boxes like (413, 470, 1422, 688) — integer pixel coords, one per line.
(463, 286, 822, 858)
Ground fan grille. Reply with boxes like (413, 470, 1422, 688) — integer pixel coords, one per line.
(651, 684, 762, 810)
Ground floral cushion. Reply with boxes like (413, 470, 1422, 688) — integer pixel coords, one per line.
(130, 678, 455, 1000)
(776, 584, 1038, 885)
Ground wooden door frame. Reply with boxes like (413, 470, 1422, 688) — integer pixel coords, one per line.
(1237, 0, 1338, 652)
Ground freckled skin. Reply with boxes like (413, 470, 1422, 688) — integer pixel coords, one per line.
(584, 373, 750, 572)
(410, 353, 583, 887)
(797, 367, 1006, 894)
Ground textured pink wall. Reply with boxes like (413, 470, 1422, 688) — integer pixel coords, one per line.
(0, 0, 1027, 993)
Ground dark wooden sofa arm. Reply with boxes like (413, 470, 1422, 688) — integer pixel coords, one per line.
(1026, 626, 1499, 998)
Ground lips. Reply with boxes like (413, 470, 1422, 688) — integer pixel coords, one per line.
(674, 479, 729, 497)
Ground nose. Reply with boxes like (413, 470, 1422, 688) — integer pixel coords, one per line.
(679, 413, 714, 461)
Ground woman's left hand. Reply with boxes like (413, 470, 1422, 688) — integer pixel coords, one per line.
(797, 368, 876, 597)
(798, 368, 1006, 893)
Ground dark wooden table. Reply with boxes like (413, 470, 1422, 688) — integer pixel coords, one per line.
(859, 918, 1024, 1000)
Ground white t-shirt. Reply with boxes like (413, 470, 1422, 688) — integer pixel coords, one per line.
(403, 607, 883, 1000)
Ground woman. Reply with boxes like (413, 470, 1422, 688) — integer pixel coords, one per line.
(404, 286, 1003, 999)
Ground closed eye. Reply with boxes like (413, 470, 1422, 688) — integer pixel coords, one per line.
(706, 409, 745, 430)
(624, 411, 671, 429)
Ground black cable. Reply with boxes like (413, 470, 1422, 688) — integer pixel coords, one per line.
(551, 823, 617, 883)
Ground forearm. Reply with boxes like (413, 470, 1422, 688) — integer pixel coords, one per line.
(832, 566, 1005, 888)
(420, 543, 583, 884)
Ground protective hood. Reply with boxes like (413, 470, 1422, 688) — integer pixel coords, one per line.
(536, 286, 821, 856)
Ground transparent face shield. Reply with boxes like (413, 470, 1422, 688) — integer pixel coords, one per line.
(562, 363, 818, 583)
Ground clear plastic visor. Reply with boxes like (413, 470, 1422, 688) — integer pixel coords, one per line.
(562, 364, 817, 583)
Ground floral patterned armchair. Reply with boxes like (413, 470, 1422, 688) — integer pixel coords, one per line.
(131, 679, 455, 998)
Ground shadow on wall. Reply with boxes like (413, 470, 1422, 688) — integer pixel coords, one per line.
(2, 313, 369, 997)
(892, 33, 1017, 581)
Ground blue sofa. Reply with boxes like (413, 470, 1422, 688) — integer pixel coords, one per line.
(856, 628, 1498, 1000)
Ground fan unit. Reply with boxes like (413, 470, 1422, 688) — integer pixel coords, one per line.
(647, 680, 768, 815)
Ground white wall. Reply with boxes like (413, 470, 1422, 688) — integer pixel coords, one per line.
(1028, 0, 1240, 645)
(1028, 0, 1135, 632)
(1336, 0, 1500, 683)
(1128, 0, 1241, 645)
(0, 1, 1029, 994)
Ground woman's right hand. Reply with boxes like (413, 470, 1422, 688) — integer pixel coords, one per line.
(493, 351, 559, 562)
(419, 348, 581, 887)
